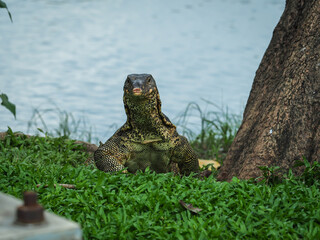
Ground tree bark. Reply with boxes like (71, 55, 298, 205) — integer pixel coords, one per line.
(217, 0, 320, 181)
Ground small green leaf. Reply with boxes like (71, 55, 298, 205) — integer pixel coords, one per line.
(67, 198, 80, 204)
(0, 93, 16, 119)
(0, 0, 13, 22)
(0, 0, 7, 8)
(37, 128, 45, 134)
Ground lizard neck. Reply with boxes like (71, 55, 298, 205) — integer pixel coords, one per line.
(126, 97, 168, 139)
(131, 102, 164, 131)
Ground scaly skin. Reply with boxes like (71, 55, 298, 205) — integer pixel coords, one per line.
(94, 74, 200, 175)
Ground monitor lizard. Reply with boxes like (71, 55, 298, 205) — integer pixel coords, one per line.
(94, 74, 200, 175)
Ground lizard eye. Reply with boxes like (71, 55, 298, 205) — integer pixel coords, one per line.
(147, 78, 152, 84)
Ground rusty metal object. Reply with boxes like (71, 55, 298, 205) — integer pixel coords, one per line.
(16, 191, 44, 224)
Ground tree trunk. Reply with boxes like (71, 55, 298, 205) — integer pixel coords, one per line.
(217, 0, 320, 181)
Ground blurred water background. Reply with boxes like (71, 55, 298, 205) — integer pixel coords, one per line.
(0, 0, 285, 142)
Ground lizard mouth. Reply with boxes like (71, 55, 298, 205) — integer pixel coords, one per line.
(133, 88, 142, 96)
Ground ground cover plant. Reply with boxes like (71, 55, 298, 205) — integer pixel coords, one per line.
(1, 129, 320, 239)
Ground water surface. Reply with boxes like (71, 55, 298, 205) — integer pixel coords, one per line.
(0, 0, 285, 141)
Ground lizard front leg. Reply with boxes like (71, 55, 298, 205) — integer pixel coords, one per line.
(94, 136, 128, 172)
(171, 136, 200, 175)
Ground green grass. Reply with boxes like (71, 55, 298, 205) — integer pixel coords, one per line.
(176, 100, 241, 162)
(27, 105, 97, 143)
(26, 101, 241, 164)
(1, 129, 320, 239)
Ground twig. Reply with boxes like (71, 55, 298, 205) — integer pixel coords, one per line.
(36, 183, 76, 189)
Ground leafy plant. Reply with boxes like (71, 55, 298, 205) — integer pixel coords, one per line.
(257, 166, 282, 185)
(0, 0, 12, 22)
(0, 93, 16, 119)
(1, 2, 14, 118)
(295, 157, 320, 186)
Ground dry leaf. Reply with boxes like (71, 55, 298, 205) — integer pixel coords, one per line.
(179, 200, 203, 214)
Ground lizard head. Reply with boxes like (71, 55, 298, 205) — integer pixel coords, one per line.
(124, 74, 157, 98)
(122, 74, 176, 131)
